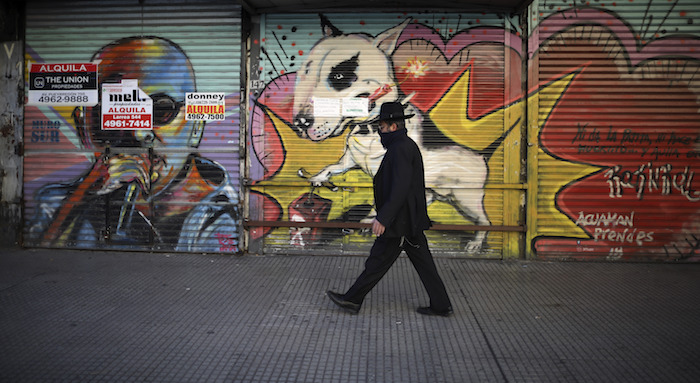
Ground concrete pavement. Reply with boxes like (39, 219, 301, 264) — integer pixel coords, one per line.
(1, 248, 699, 382)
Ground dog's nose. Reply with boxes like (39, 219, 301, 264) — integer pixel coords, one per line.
(293, 114, 314, 131)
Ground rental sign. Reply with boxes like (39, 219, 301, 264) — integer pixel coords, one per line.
(185, 92, 226, 121)
(101, 80, 153, 130)
(27, 63, 98, 106)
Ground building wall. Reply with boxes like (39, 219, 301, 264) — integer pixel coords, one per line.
(246, 12, 525, 257)
(0, 1, 24, 249)
(14, 0, 700, 261)
(527, 0, 700, 261)
(245, 2, 700, 260)
(22, 0, 243, 253)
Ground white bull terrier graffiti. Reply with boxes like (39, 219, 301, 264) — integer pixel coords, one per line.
(291, 15, 511, 254)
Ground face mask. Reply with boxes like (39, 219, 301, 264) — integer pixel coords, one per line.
(378, 128, 401, 149)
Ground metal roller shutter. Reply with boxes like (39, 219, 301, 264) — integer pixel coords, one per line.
(528, 1, 700, 261)
(247, 12, 525, 257)
(23, 0, 243, 253)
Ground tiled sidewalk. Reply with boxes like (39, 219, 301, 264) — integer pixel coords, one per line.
(1, 248, 699, 382)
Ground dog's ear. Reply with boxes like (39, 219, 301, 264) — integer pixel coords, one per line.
(319, 14, 342, 37)
(373, 18, 411, 55)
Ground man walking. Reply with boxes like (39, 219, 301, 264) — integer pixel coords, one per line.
(326, 102, 453, 316)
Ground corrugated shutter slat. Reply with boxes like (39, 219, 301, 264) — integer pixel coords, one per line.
(23, 0, 242, 253)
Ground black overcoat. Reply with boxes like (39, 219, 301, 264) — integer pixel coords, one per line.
(373, 128, 431, 237)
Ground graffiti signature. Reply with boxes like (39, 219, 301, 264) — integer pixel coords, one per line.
(604, 163, 700, 202)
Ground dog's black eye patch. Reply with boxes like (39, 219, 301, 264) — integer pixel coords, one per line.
(328, 54, 359, 91)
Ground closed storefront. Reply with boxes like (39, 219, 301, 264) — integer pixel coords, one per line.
(23, 0, 243, 253)
(245, 12, 526, 257)
(16, 0, 699, 261)
(527, 0, 700, 261)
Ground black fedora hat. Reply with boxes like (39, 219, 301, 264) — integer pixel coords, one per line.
(378, 102, 415, 122)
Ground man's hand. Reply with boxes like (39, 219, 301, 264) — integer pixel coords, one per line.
(371, 218, 385, 237)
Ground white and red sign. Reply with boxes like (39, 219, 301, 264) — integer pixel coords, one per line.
(27, 62, 98, 106)
(101, 80, 153, 130)
(185, 92, 226, 121)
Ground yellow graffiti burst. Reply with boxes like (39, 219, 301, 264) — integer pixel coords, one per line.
(530, 86, 603, 239)
(430, 67, 519, 150)
(253, 67, 600, 243)
(250, 107, 359, 223)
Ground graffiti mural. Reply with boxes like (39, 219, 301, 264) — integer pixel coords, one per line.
(24, 36, 241, 252)
(248, 13, 535, 255)
(530, 2, 700, 261)
(249, 4, 700, 260)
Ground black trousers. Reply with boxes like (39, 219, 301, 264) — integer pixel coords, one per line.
(343, 232, 452, 311)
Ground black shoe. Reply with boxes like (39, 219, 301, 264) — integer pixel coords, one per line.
(327, 290, 361, 314)
(417, 306, 453, 317)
